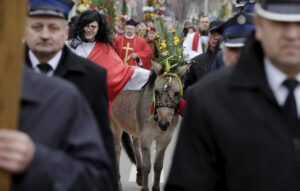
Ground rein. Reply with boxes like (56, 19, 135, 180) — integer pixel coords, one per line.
(148, 72, 183, 122)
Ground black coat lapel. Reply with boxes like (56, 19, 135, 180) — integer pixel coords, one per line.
(229, 32, 279, 108)
(54, 46, 86, 77)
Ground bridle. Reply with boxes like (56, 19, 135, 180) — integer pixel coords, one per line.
(151, 72, 183, 120)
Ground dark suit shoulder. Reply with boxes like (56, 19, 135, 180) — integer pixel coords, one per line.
(191, 51, 211, 64)
(21, 68, 81, 107)
(191, 53, 206, 63)
(23, 67, 79, 100)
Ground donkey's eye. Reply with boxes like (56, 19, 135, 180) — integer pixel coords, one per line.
(155, 90, 160, 96)
(174, 92, 180, 98)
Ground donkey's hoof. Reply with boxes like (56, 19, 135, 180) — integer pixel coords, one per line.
(152, 186, 160, 191)
(136, 171, 143, 186)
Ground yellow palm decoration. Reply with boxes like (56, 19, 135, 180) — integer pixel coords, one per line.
(154, 17, 184, 72)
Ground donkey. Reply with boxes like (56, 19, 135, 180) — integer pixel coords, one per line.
(111, 62, 188, 191)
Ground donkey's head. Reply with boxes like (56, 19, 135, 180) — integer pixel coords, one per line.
(152, 61, 188, 131)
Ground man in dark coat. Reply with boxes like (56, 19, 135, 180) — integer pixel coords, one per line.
(1, 67, 112, 191)
(183, 20, 223, 93)
(23, 0, 117, 189)
(25, 46, 113, 154)
(166, 0, 300, 190)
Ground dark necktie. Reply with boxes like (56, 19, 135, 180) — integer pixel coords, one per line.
(283, 79, 299, 149)
(37, 63, 52, 74)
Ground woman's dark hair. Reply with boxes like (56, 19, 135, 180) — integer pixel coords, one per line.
(69, 10, 114, 47)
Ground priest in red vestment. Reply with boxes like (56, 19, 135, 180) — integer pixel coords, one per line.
(114, 19, 153, 70)
(68, 10, 150, 108)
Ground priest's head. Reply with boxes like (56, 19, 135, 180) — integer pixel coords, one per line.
(24, 0, 74, 63)
(125, 19, 138, 39)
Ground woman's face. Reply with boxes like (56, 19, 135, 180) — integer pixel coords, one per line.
(147, 30, 156, 41)
(83, 21, 99, 42)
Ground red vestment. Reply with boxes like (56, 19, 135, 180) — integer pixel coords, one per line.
(114, 35, 153, 70)
(88, 42, 135, 105)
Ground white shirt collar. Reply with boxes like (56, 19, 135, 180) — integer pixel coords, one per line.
(68, 41, 95, 58)
(264, 57, 300, 116)
(29, 50, 62, 76)
(264, 57, 287, 95)
(125, 34, 135, 39)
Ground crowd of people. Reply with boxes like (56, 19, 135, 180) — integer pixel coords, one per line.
(3, 0, 300, 190)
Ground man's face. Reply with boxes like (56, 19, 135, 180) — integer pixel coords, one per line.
(83, 21, 99, 42)
(136, 23, 147, 36)
(124, 25, 136, 38)
(199, 17, 210, 32)
(208, 31, 221, 51)
(222, 46, 241, 66)
(255, 16, 300, 75)
(24, 16, 68, 58)
(165, 17, 174, 32)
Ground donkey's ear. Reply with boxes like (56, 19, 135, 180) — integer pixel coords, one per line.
(177, 64, 190, 77)
(152, 60, 163, 74)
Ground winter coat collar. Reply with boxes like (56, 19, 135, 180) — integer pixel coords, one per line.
(25, 45, 87, 76)
(229, 32, 278, 105)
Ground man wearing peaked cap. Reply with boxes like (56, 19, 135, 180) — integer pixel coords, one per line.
(24, 1, 117, 190)
(220, 12, 255, 67)
(219, 13, 254, 47)
(166, 0, 300, 190)
(183, 20, 223, 91)
(210, 12, 255, 71)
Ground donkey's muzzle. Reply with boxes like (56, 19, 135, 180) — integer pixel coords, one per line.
(158, 121, 170, 131)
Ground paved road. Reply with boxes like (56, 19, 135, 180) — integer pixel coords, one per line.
(119, 118, 182, 191)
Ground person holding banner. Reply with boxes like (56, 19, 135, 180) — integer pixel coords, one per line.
(0, 67, 113, 191)
(23, 0, 118, 190)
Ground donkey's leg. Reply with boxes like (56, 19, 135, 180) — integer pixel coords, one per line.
(152, 136, 173, 191)
(140, 137, 152, 191)
(132, 136, 143, 186)
(111, 119, 123, 191)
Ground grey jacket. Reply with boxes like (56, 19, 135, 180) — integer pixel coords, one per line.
(13, 67, 112, 191)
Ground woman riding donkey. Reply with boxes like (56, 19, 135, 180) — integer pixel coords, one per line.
(68, 10, 151, 109)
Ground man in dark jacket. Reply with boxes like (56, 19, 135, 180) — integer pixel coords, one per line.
(166, 0, 300, 190)
(183, 20, 223, 93)
(23, 0, 117, 190)
(1, 67, 112, 191)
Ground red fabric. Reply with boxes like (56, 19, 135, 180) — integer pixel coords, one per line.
(88, 42, 135, 107)
(114, 35, 153, 70)
(177, 99, 187, 116)
(192, 32, 200, 52)
(150, 102, 155, 115)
